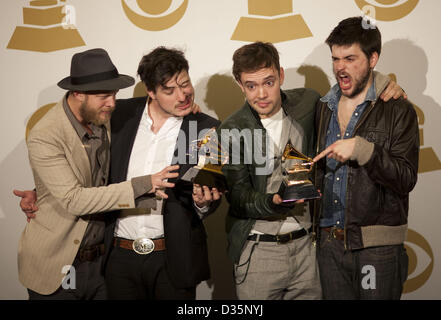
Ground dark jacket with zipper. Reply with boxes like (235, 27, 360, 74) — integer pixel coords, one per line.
(313, 74, 420, 250)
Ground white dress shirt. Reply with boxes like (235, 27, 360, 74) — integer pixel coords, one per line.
(114, 102, 183, 240)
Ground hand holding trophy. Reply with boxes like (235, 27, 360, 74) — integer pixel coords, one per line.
(278, 140, 321, 202)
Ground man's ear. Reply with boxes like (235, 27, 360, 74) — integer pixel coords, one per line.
(370, 52, 379, 69)
(236, 79, 245, 93)
(146, 89, 156, 100)
(279, 67, 285, 87)
(72, 91, 86, 103)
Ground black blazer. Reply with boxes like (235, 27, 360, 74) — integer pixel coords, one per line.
(103, 96, 221, 289)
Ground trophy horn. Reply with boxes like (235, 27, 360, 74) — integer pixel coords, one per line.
(281, 139, 311, 162)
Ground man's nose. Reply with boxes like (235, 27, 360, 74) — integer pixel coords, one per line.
(106, 93, 117, 107)
(335, 60, 346, 72)
(176, 87, 186, 101)
(257, 86, 267, 99)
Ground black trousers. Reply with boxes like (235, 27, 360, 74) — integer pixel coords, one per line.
(105, 246, 196, 300)
(28, 256, 107, 300)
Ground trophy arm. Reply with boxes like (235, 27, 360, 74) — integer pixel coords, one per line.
(286, 161, 314, 174)
(285, 179, 313, 186)
(286, 168, 310, 174)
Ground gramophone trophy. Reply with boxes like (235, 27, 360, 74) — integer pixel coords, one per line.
(181, 128, 228, 192)
(278, 140, 321, 202)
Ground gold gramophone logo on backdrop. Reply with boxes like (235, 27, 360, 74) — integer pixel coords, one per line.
(389, 74, 441, 173)
(413, 103, 441, 173)
(26, 103, 57, 140)
(121, 0, 189, 31)
(231, 0, 313, 43)
(7, 0, 85, 52)
(355, 0, 419, 21)
(403, 229, 434, 293)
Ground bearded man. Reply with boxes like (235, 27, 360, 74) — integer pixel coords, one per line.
(313, 17, 419, 300)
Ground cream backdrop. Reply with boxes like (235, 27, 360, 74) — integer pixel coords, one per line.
(0, 0, 440, 300)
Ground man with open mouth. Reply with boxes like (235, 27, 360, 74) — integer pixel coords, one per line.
(313, 16, 419, 300)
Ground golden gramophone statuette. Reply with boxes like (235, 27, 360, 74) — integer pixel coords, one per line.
(180, 128, 228, 192)
(278, 140, 321, 202)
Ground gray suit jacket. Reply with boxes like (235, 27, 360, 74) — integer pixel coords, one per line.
(18, 99, 139, 295)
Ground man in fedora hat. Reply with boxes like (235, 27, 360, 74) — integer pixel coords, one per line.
(18, 48, 180, 300)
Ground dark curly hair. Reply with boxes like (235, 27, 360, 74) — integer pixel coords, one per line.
(137, 47, 189, 92)
(326, 16, 382, 59)
(232, 42, 281, 82)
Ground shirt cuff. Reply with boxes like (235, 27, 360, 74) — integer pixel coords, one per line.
(135, 196, 158, 210)
(131, 175, 153, 199)
(194, 201, 210, 219)
(351, 136, 375, 166)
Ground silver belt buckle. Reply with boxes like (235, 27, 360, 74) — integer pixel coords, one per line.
(132, 238, 155, 255)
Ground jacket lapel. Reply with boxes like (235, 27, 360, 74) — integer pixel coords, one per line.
(111, 98, 146, 183)
(56, 102, 92, 187)
(170, 114, 195, 182)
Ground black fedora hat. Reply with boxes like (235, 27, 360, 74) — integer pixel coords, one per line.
(58, 48, 135, 91)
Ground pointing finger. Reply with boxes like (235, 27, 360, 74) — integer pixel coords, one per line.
(313, 147, 332, 163)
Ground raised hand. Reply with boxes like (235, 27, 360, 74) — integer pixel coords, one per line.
(380, 80, 407, 102)
(149, 165, 180, 199)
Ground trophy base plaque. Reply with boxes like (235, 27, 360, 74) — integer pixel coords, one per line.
(181, 165, 227, 193)
(278, 181, 321, 203)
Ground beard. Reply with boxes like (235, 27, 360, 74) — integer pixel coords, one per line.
(79, 99, 113, 126)
(337, 66, 372, 99)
